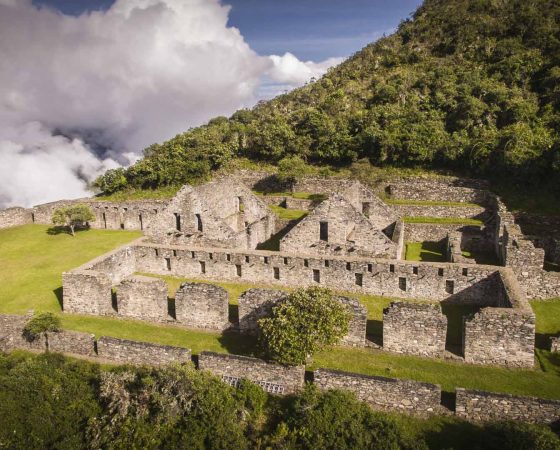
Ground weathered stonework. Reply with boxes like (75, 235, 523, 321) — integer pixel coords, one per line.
(237, 288, 366, 346)
(0, 207, 32, 229)
(313, 368, 443, 416)
(551, 337, 559, 353)
(116, 275, 168, 322)
(96, 336, 191, 365)
(383, 302, 447, 358)
(0, 313, 45, 352)
(198, 351, 305, 395)
(62, 270, 113, 315)
(280, 193, 397, 259)
(238, 289, 287, 335)
(47, 330, 96, 356)
(174, 282, 229, 330)
(455, 388, 560, 424)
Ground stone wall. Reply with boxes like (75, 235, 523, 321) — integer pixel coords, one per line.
(237, 288, 366, 346)
(238, 289, 287, 335)
(455, 389, 560, 424)
(198, 351, 305, 395)
(404, 223, 475, 243)
(0, 207, 32, 229)
(280, 194, 397, 259)
(0, 313, 45, 352)
(175, 282, 229, 330)
(133, 242, 507, 303)
(463, 270, 534, 367)
(384, 177, 490, 205)
(62, 270, 113, 315)
(383, 302, 447, 358)
(47, 330, 96, 356)
(551, 337, 559, 353)
(96, 336, 191, 365)
(392, 204, 487, 220)
(115, 275, 169, 322)
(313, 368, 443, 416)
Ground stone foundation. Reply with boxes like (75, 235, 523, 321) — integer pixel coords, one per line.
(383, 302, 447, 358)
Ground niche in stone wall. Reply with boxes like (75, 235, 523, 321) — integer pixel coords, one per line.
(195, 214, 203, 232)
(174, 213, 182, 231)
(274, 267, 280, 280)
(399, 277, 407, 291)
(313, 269, 321, 283)
(445, 280, 455, 294)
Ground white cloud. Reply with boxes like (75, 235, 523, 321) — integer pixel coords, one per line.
(268, 52, 344, 86)
(0, 0, 344, 208)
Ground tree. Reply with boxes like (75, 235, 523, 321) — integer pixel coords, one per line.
(52, 204, 95, 236)
(92, 168, 127, 194)
(276, 155, 310, 185)
(258, 287, 350, 365)
(22, 311, 61, 342)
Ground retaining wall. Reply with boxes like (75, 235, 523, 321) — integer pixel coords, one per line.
(313, 368, 443, 416)
(198, 351, 305, 395)
(455, 389, 560, 424)
(96, 336, 191, 365)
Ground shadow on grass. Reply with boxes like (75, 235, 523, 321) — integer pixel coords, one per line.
(46, 226, 92, 236)
(423, 418, 484, 450)
(218, 331, 258, 357)
(405, 241, 446, 262)
(53, 286, 64, 310)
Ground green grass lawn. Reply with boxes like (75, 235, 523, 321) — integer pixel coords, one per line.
(403, 217, 484, 226)
(1, 225, 559, 401)
(268, 205, 308, 221)
(0, 225, 141, 313)
(404, 241, 446, 262)
(94, 185, 180, 201)
(253, 191, 326, 201)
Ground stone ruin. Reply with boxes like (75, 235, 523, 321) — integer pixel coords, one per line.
(2, 172, 560, 409)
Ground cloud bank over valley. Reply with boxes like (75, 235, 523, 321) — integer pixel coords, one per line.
(0, 0, 342, 208)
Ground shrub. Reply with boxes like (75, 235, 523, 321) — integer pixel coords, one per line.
(481, 421, 560, 450)
(258, 287, 350, 365)
(22, 312, 61, 341)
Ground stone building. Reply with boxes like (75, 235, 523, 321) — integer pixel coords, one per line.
(280, 193, 397, 258)
(146, 176, 275, 249)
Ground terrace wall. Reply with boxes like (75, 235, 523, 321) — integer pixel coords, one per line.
(313, 368, 443, 416)
(198, 351, 305, 395)
(455, 389, 560, 424)
(96, 336, 191, 365)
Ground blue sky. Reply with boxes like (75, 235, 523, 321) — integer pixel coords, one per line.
(34, 0, 422, 61)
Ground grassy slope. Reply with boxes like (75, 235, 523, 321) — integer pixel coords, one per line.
(0, 225, 559, 399)
(268, 205, 308, 221)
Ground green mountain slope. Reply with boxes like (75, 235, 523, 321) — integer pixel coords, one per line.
(95, 0, 560, 195)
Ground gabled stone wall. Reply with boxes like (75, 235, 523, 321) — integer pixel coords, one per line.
(313, 368, 443, 416)
(383, 302, 447, 358)
(455, 389, 560, 424)
(198, 351, 305, 395)
(175, 282, 229, 330)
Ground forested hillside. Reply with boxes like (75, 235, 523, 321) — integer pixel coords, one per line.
(95, 0, 560, 195)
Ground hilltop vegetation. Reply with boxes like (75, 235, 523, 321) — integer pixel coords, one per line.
(95, 0, 560, 196)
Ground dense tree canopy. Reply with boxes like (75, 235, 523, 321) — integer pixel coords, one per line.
(94, 0, 560, 196)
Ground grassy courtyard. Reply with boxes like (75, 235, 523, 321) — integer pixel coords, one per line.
(0, 225, 559, 400)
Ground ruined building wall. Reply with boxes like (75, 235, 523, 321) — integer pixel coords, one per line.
(463, 270, 535, 368)
(133, 243, 504, 304)
(391, 204, 488, 220)
(115, 275, 169, 322)
(313, 368, 443, 416)
(0, 207, 33, 229)
(237, 288, 366, 347)
(175, 282, 229, 330)
(280, 194, 397, 259)
(198, 351, 305, 395)
(456, 389, 560, 424)
(383, 302, 447, 358)
(383, 177, 490, 204)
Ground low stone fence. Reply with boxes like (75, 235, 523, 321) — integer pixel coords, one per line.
(96, 336, 192, 365)
(313, 368, 443, 416)
(47, 330, 95, 356)
(455, 389, 560, 424)
(198, 351, 305, 395)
